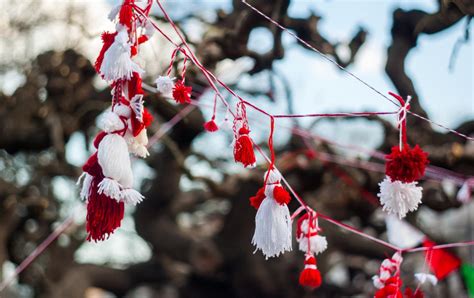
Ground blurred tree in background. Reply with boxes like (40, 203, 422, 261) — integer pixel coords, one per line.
(0, 0, 473, 297)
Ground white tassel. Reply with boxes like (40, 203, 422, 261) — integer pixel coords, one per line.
(298, 235, 328, 255)
(414, 273, 438, 286)
(125, 129, 149, 158)
(252, 194, 292, 259)
(77, 172, 93, 201)
(121, 188, 144, 205)
(100, 26, 144, 81)
(98, 134, 134, 189)
(98, 177, 122, 201)
(99, 111, 125, 133)
(155, 75, 174, 97)
(378, 176, 422, 219)
(107, 4, 121, 21)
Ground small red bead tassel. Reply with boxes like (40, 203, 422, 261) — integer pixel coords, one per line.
(234, 127, 256, 167)
(385, 144, 429, 183)
(299, 255, 322, 289)
(203, 119, 219, 132)
(172, 81, 192, 104)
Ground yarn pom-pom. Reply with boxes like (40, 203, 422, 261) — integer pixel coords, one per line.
(298, 234, 328, 255)
(378, 176, 422, 219)
(155, 75, 174, 96)
(273, 185, 291, 205)
(203, 119, 219, 132)
(299, 255, 322, 289)
(172, 81, 192, 104)
(386, 144, 429, 183)
(249, 187, 265, 209)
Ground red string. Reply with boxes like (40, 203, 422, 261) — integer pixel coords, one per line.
(273, 111, 397, 119)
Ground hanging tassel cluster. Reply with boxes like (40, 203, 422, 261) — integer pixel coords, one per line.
(78, 0, 154, 241)
(296, 212, 328, 255)
(378, 93, 429, 219)
(251, 168, 292, 259)
(233, 102, 256, 167)
(372, 252, 404, 298)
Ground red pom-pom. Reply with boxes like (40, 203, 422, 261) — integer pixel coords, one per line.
(249, 187, 265, 209)
(273, 185, 291, 205)
(299, 256, 322, 289)
(86, 178, 124, 242)
(95, 32, 117, 74)
(385, 144, 429, 183)
(172, 81, 192, 104)
(234, 128, 256, 167)
(119, 0, 133, 29)
(203, 120, 219, 132)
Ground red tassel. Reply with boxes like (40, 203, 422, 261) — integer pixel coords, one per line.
(249, 186, 265, 209)
(86, 177, 124, 242)
(119, 0, 133, 29)
(374, 276, 403, 298)
(172, 81, 192, 104)
(94, 32, 117, 74)
(82, 148, 124, 242)
(385, 144, 429, 183)
(203, 119, 219, 132)
(299, 255, 322, 289)
(273, 185, 291, 205)
(234, 127, 256, 167)
(423, 239, 461, 280)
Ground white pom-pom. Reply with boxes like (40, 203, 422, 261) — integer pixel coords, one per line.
(298, 234, 328, 255)
(252, 196, 292, 259)
(155, 75, 174, 96)
(77, 172, 93, 201)
(99, 111, 124, 133)
(98, 134, 134, 188)
(107, 4, 121, 21)
(100, 27, 144, 81)
(98, 177, 122, 201)
(264, 168, 282, 184)
(113, 103, 131, 118)
(415, 273, 438, 286)
(121, 188, 144, 205)
(377, 176, 422, 219)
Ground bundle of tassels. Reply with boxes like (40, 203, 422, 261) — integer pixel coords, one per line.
(378, 92, 429, 219)
(77, 0, 153, 241)
(372, 252, 404, 298)
(233, 102, 256, 167)
(251, 168, 292, 259)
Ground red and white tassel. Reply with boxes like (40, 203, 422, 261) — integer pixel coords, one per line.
(372, 252, 403, 298)
(378, 93, 429, 219)
(299, 254, 322, 289)
(252, 168, 292, 259)
(296, 213, 328, 255)
(233, 104, 256, 167)
(99, 25, 144, 81)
